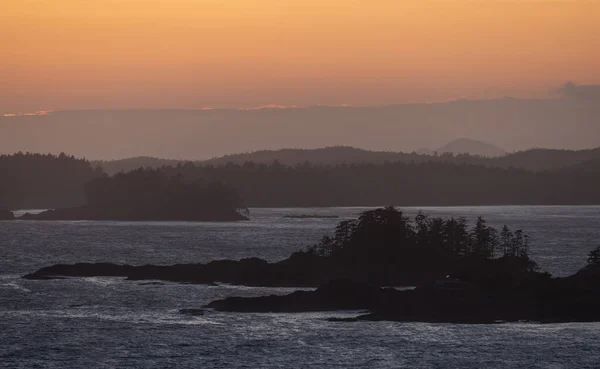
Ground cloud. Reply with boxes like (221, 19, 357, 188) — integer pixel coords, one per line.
(239, 104, 299, 111)
(2, 110, 53, 117)
(558, 82, 600, 101)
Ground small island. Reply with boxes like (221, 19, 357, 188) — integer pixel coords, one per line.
(23, 207, 600, 323)
(204, 261, 600, 323)
(283, 214, 340, 219)
(18, 168, 249, 221)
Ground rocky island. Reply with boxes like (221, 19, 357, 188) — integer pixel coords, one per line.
(23, 207, 600, 323)
(205, 261, 600, 323)
(18, 168, 249, 221)
(283, 214, 339, 219)
(24, 208, 509, 286)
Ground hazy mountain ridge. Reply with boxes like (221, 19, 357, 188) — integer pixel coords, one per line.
(2, 97, 599, 160)
(6, 150, 600, 210)
(94, 145, 600, 175)
(434, 138, 507, 157)
(94, 157, 184, 175)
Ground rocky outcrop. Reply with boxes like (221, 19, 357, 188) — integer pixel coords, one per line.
(17, 205, 248, 222)
(22, 252, 444, 287)
(22, 254, 600, 323)
(179, 308, 204, 316)
(205, 277, 600, 324)
(21, 205, 600, 324)
(206, 279, 383, 312)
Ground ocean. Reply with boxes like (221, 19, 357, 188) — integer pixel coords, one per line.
(1, 206, 600, 368)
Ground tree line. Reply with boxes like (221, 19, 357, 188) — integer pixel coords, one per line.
(156, 160, 600, 207)
(281, 206, 539, 286)
(306, 207, 530, 262)
(95, 146, 600, 175)
(3, 153, 600, 210)
(0, 152, 102, 210)
(83, 168, 248, 220)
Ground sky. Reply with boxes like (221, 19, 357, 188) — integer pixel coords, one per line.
(1, 0, 599, 113)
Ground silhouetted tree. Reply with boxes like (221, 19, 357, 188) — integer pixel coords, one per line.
(588, 246, 600, 265)
(500, 225, 513, 256)
(443, 217, 470, 256)
(306, 207, 529, 267)
(469, 216, 498, 259)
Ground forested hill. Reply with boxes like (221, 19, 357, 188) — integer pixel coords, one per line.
(155, 161, 600, 207)
(0, 153, 103, 210)
(20, 168, 248, 221)
(94, 157, 183, 176)
(95, 146, 600, 175)
(557, 159, 600, 174)
(201, 146, 600, 172)
(4, 152, 600, 210)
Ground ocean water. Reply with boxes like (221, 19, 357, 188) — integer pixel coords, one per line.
(1, 206, 600, 368)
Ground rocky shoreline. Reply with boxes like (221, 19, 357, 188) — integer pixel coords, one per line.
(21, 207, 600, 324)
(15, 205, 248, 221)
(24, 262, 600, 324)
(205, 267, 600, 323)
(22, 252, 445, 287)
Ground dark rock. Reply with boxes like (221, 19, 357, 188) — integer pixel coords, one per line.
(205, 274, 600, 324)
(19, 254, 541, 289)
(283, 215, 339, 219)
(179, 308, 204, 316)
(205, 279, 384, 313)
(22, 259, 600, 323)
(21, 252, 434, 287)
(206, 282, 600, 324)
(16, 205, 248, 222)
(18, 212, 37, 220)
(23, 263, 135, 280)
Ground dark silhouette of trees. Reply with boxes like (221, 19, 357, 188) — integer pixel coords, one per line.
(0, 152, 102, 210)
(470, 217, 498, 258)
(25, 206, 546, 289)
(6, 151, 600, 210)
(588, 246, 600, 265)
(78, 168, 248, 221)
(95, 146, 600, 175)
(146, 160, 600, 207)
(500, 226, 530, 258)
(302, 207, 532, 285)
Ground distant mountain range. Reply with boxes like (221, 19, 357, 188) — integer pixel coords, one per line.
(94, 142, 600, 175)
(2, 97, 600, 160)
(7, 149, 600, 210)
(417, 138, 507, 157)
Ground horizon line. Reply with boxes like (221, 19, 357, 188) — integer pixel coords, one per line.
(6, 144, 598, 164)
(1, 96, 563, 117)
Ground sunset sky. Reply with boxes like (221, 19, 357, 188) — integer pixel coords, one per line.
(1, 0, 599, 113)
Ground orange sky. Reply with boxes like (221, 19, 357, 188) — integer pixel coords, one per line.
(1, 0, 599, 112)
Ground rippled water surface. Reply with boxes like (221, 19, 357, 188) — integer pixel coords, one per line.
(2, 206, 600, 368)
